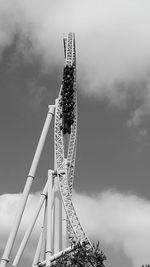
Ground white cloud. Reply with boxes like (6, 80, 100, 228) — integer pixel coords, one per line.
(0, 192, 42, 258)
(73, 190, 150, 267)
(1, 0, 150, 127)
(1, 190, 150, 266)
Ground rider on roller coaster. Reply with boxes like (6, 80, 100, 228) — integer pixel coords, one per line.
(60, 64, 75, 135)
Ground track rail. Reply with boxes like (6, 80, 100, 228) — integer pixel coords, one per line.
(54, 33, 91, 246)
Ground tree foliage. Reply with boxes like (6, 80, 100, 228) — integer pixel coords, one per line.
(52, 242, 106, 267)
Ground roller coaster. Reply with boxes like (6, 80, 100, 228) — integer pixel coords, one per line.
(0, 33, 99, 267)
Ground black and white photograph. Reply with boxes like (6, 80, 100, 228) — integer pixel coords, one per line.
(0, 1, 150, 267)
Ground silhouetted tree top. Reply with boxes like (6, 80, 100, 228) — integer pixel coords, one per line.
(51, 242, 106, 267)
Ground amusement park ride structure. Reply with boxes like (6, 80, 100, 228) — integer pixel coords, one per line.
(0, 33, 93, 267)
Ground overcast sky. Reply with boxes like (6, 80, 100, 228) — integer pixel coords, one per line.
(1, 0, 150, 266)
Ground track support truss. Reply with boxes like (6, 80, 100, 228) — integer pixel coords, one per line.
(0, 33, 94, 267)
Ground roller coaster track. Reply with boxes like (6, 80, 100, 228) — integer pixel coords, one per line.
(54, 33, 91, 246)
(0, 33, 106, 267)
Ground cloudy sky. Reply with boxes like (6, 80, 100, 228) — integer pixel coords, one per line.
(1, 0, 150, 266)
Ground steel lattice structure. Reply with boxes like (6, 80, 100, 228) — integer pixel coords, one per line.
(0, 33, 92, 267)
(54, 33, 91, 246)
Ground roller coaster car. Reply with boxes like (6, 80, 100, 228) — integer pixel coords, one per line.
(63, 123, 71, 134)
(63, 107, 74, 113)
(63, 110, 74, 118)
(61, 91, 74, 99)
(60, 65, 75, 135)
(63, 64, 74, 73)
(64, 89, 74, 95)
(63, 95, 74, 102)
(64, 86, 74, 92)
(65, 116, 74, 124)
(63, 100, 75, 107)
(63, 66, 74, 84)
(66, 105, 74, 111)
(60, 111, 74, 134)
(64, 75, 74, 82)
(60, 124, 71, 135)
(66, 113, 75, 120)
(66, 119, 74, 126)
(63, 80, 74, 89)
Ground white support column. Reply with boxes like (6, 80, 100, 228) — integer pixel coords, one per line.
(12, 181, 48, 267)
(53, 98, 63, 254)
(36, 245, 77, 267)
(51, 173, 55, 255)
(53, 175, 62, 254)
(62, 159, 69, 250)
(46, 170, 53, 267)
(32, 231, 43, 267)
(62, 207, 69, 250)
(0, 105, 55, 267)
(32, 205, 45, 267)
(40, 200, 47, 263)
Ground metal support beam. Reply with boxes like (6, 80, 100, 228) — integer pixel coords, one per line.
(53, 176, 62, 254)
(32, 200, 47, 267)
(40, 200, 47, 262)
(35, 245, 77, 267)
(0, 105, 55, 267)
(62, 159, 69, 249)
(12, 181, 48, 267)
(46, 170, 53, 267)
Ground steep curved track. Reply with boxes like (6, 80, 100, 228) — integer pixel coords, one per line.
(54, 33, 91, 246)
